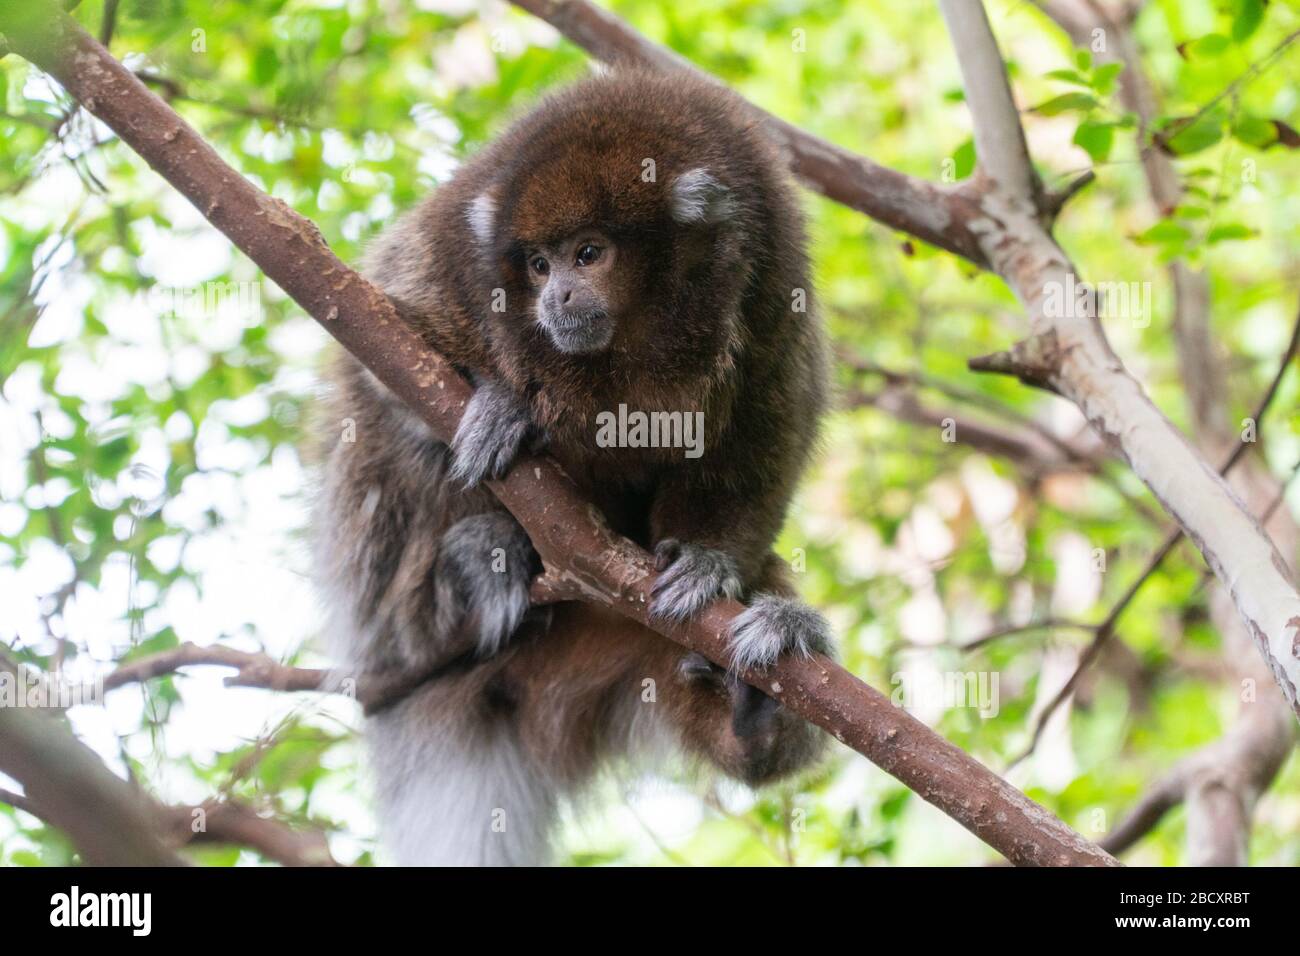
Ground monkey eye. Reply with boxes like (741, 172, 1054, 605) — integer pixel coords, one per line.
(575, 244, 602, 266)
(530, 256, 549, 275)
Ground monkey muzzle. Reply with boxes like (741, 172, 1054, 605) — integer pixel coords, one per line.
(538, 306, 614, 355)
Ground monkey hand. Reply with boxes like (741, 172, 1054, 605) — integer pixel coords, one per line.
(450, 380, 538, 486)
(649, 539, 744, 623)
(434, 512, 543, 658)
(727, 595, 833, 672)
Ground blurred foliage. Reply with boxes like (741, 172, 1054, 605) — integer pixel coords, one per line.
(2, 0, 1300, 866)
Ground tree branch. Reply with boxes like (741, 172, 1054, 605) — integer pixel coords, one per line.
(0, 650, 185, 865)
(933, 0, 1300, 721)
(162, 800, 340, 867)
(98, 640, 472, 717)
(1035, 0, 1300, 864)
(103, 643, 332, 695)
(0, 762, 340, 866)
(0, 0, 1116, 867)
(847, 383, 1092, 476)
(938, 0, 1042, 207)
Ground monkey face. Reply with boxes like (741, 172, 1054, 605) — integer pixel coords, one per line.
(523, 230, 623, 355)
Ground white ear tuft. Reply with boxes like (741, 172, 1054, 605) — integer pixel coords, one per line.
(466, 191, 498, 246)
(668, 168, 734, 225)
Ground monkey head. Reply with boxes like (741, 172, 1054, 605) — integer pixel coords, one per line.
(459, 73, 763, 369)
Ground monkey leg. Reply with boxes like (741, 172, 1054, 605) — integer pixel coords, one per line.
(497, 601, 824, 790)
(665, 552, 828, 784)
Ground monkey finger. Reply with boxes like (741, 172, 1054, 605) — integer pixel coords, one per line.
(652, 538, 682, 572)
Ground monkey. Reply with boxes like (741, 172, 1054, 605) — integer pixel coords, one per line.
(314, 69, 832, 865)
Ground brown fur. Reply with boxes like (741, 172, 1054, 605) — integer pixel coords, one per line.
(315, 70, 830, 862)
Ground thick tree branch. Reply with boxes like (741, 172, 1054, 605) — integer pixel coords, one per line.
(0, 651, 185, 865)
(0, 2, 1116, 867)
(935, 0, 1300, 721)
(1035, 0, 1300, 863)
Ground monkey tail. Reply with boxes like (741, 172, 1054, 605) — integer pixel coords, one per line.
(365, 683, 558, 866)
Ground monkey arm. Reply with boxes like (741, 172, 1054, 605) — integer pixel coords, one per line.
(646, 409, 806, 584)
(645, 422, 833, 672)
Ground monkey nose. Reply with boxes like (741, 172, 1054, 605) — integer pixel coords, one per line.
(561, 288, 573, 305)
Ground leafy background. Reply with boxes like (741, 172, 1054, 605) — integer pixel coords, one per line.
(2, 0, 1299, 865)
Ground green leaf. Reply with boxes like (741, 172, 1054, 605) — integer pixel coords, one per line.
(1205, 223, 1256, 243)
(1157, 115, 1225, 156)
(1075, 49, 1092, 70)
(1133, 220, 1191, 246)
(1230, 0, 1265, 42)
(1045, 68, 1091, 87)
(253, 46, 280, 85)
(952, 138, 976, 180)
(1182, 33, 1231, 57)
(1073, 120, 1114, 163)
(1032, 92, 1099, 116)
(1232, 115, 1279, 149)
(1091, 63, 1124, 96)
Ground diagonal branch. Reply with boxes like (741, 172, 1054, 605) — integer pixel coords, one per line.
(1035, 0, 1300, 864)
(934, 0, 1300, 722)
(0, 0, 1117, 867)
(1010, 303, 1300, 766)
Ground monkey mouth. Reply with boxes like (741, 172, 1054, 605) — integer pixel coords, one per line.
(539, 308, 614, 355)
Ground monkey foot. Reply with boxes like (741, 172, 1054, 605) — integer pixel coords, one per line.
(434, 512, 539, 657)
